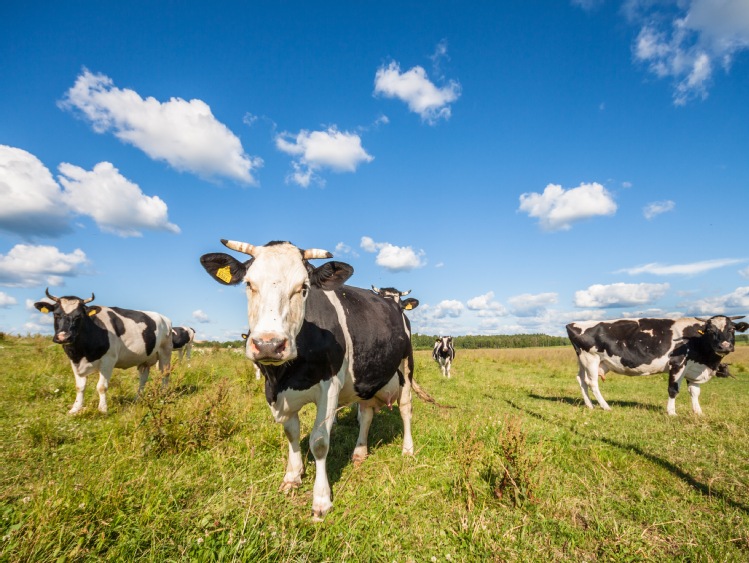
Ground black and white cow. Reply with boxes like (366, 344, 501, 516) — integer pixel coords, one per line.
(171, 326, 196, 363)
(566, 315, 748, 415)
(200, 240, 423, 520)
(34, 289, 173, 414)
(432, 336, 455, 378)
(370, 286, 420, 312)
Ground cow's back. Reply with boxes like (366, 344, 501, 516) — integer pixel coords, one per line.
(100, 307, 172, 368)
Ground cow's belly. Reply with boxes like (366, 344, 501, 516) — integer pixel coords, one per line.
(356, 373, 401, 411)
(682, 361, 713, 384)
(71, 357, 101, 377)
(598, 353, 670, 376)
(114, 349, 159, 369)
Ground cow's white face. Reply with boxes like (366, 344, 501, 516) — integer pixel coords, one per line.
(244, 243, 310, 364)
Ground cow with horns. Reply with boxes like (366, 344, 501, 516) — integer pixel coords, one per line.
(433, 336, 455, 378)
(200, 240, 430, 520)
(566, 315, 748, 415)
(370, 286, 419, 313)
(34, 289, 173, 414)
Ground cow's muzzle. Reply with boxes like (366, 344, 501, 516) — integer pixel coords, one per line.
(53, 332, 70, 344)
(718, 341, 734, 354)
(250, 335, 290, 364)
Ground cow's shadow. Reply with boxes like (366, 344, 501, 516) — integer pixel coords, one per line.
(298, 405, 405, 487)
(528, 392, 662, 412)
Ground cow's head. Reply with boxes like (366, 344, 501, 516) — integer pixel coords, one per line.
(34, 288, 99, 344)
(437, 336, 453, 351)
(371, 285, 419, 311)
(200, 240, 353, 365)
(695, 315, 749, 356)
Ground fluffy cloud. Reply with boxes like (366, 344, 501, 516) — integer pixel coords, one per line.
(60, 69, 262, 183)
(58, 162, 180, 237)
(192, 309, 210, 324)
(0, 244, 88, 287)
(684, 286, 749, 315)
(0, 145, 72, 237)
(0, 291, 17, 308)
(574, 282, 670, 308)
(618, 258, 745, 276)
(508, 292, 559, 317)
(466, 291, 508, 317)
(374, 61, 461, 124)
(275, 127, 373, 187)
(360, 236, 426, 272)
(643, 200, 675, 220)
(518, 182, 617, 231)
(628, 0, 749, 105)
(0, 145, 179, 238)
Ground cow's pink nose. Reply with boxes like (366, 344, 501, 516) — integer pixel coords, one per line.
(251, 336, 288, 359)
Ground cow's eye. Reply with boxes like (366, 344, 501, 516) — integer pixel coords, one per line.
(300, 283, 309, 298)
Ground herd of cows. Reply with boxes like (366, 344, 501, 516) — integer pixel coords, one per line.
(33, 239, 748, 519)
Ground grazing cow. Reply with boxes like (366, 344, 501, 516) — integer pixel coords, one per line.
(566, 315, 748, 415)
(171, 326, 195, 363)
(34, 289, 172, 414)
(432, 336, 455, 378)
(370, 286, 419, 312)
(200, 239, 426, 520)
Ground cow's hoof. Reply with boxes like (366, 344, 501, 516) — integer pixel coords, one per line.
(98, 406, 108, 414)
(68, 407, 82, 415)
(279, 479, 301, 493)
(312, 497, 333, 521)
(667, 411, 677, 416)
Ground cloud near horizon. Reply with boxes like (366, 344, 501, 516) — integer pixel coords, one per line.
(575, 282, 670, 308)
(518, 182, 617, 231)
(618, 258, 745, 276)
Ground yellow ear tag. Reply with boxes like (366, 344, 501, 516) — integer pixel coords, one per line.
(216, 265, 233, 284)
(40, 307, 50, 314)
(88, 309, 98, 317)
(404, 303, 413, 310)
(698, 330, 704, 334)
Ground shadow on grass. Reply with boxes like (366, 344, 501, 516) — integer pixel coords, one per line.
(505, 398, 749, 515)
(527, 392, 663, 412)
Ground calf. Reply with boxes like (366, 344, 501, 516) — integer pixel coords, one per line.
(171, 326, 195, 363)
(201, 239, 426, 520)
(35, 289, 172, 414)
(432, 336, 455, 378)
(566, 315, 748, 415)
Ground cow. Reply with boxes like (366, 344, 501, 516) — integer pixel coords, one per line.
(171, 326, 195, 363)
(432, 336, 455, 378)
(200, 239, 427, 520)
(34, 289, 173, 414)
(566, 315, 748, 415)
(370, 286, 419, 312)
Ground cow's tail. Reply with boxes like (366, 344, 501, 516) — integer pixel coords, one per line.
(410, 378, 455, 409)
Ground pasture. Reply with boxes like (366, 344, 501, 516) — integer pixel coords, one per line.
(2, 337, 749, 562)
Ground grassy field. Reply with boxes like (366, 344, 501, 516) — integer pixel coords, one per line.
(2, 337, 749, 562)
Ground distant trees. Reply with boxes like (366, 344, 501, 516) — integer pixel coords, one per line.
(412, 333, 570, 350)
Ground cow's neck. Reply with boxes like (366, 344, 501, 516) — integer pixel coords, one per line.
(687, 337, 723, 369)
(62, 314, 107, 364)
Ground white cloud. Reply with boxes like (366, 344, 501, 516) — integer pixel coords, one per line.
(0, 244, 89, 287)
(0, 291, 17, 308)
(0, 145, 72, 237)
(643, 200, 676, 220)
(334, 242, 359, 258)
(374, 61, 461, 124)
(574, 282, 670, 308)
(432, 300, 464, 318)
(618, 258, 745, 276)
(58, 162, 180, 237)
(518, 182, 617, 231)
(508, 292, 559, 317)
(466, 291, 508, 317)
(684, 286, 749, 315)
(275, 126, 373, 187)
(628, 0, 749, 105)
(192, 309, 210, 324)
(0, 145, 179, 239)
(60, 69, 262, 183)
(360, 236, 426, 272)
(740, 266, 749, 278)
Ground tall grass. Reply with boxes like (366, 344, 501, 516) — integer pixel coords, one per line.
(2, 338, 748, 561)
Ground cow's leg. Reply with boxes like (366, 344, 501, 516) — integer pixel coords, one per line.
(185, 343, 192, 366)
(575, 363, 595, 409)
(580, 353, 610, 410)
(687, 383, 703, 416)
(309, 379, 341, 521)
(280, 413, 304, 491)
(69, 369, 87, 414)
(137, 365, 150, 396)
(445, 358, 452, 378)
(667, 367, 685, 416)
(95, 368, 114, 414)
(157, 341, 172, 386)
(353, 405, 374, 463)
(398, 362, 414, 455)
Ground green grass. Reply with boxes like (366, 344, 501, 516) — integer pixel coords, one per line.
(2, 337, 749, 561)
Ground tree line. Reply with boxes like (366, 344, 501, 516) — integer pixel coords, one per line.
(412, 333, 571, 350)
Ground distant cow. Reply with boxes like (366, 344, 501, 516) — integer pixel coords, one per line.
(171, 326, 195, 362)
(566, 315, 748, 415)
(200, 239, 430, 520)
(371, 286, 419, 312)
(432, 336, 455, 378)
(35, 289, 172, 414)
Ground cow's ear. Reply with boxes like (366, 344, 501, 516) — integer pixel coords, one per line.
(310, 261, 353, 290)
(34, 301, 54, 314)
(402, 298, 419, 311)
(87, 306, 101, 317)
(200, 253, 251, 285)
(734, 321, 749, 333)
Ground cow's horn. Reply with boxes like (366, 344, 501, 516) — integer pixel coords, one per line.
(729, 315, 745, 320)
(45, 288, 61, 303)
(695, 317, 708, 322)
(303, 248, 333, 260)
(82, 293, 95, 304)
(222, 239, 256, 256)
(400, 289, 412, 296)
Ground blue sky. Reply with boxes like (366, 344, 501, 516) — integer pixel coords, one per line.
(1, 1, 748, 341)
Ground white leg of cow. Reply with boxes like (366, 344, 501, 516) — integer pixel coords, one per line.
(687, 383, 703, 416)
(398, 374, 414, 456)
(137, 366, 150, 397)
(157, 341, 172, 387)
(445, 359, 452, 379)
(353, 404, 374, 463)
(580, 354, 610, 410)
(310, 379, 340, 521)
(280, 413, 304, 491)
(69, 370, 87, 414)
(575, 362, 595, 409)
(667, 368, 685, 416)
(96, 372, 111, 414)
(185, 343, 192, 366)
